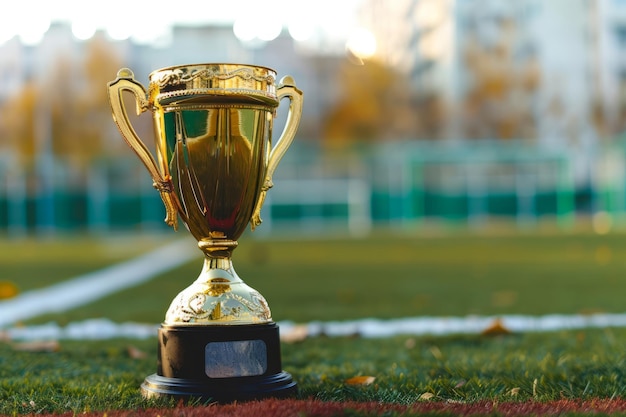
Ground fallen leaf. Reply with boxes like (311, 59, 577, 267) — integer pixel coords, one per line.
(127, 345, 147, 359)
(481, 318, 512, 336)
(455, 379, 466, 388)
(280, 325, 309, 343)
(0, 281, 19, 299)
(404, 338, 416, 349)
(345, 376, 376, 385)
(420, 392, 435, 400)
(13, 340, 60, 352)
(510, 387, 520, 396)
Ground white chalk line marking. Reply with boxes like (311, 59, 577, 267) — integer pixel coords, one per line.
(3, 238, 626, 340)
(0, 239, 197, 328)
(6, 313, 626, 341)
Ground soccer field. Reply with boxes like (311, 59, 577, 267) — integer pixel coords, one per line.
(4, 230, 626, 416)
(11, 229, 626, 325)
(0, 235, 175, 294)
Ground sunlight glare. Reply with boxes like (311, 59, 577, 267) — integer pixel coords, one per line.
(233, 18, 257, 41)
(415, 0, 445, 27)
(346, 28, 377, 59)
(288, 20, 314, 41)
(72, 21, 97, 41)
(19, 15, 50, 46)
(106, 21, 132, 41)
(257, 19, 282, 41)
(234, 15, 282, 42)
(0, 20, 18, 45)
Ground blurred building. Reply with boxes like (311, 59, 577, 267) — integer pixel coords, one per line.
(599, 0, 626, 135)
(3, 2, 626, 234)
(0, 20, 344, 149)
(4, 1, 626, 147)
(0, 19, 354, 234)
(361, 0, 626, 148)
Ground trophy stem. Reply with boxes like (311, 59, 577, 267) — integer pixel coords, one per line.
(198, 238, 238, 260)
(163, 238, 273, 325)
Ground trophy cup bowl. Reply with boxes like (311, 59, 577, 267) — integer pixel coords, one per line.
(107, 63, 303, 402)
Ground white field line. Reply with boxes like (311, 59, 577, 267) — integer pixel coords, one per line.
(0, 239, 197, 328)
(4, 238, 626, 340)
(6, 313, 626, 341)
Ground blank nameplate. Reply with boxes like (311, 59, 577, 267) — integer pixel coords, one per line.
(205, 340, 267, 378)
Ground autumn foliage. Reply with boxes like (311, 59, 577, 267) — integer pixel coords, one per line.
(321, 59, 446, 149)
(0, 35, 123, 168)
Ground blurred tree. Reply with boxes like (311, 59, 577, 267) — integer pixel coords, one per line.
(0, 35, 125, 169)
(460, 18, 540, 140)
(49, 35, 123, 166)
(0, 81, 38, 166)
(321, 60, 436, 149)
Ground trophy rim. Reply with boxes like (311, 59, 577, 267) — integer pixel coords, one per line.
(148, 63, 280, 105)
(148, 62, 277, 78)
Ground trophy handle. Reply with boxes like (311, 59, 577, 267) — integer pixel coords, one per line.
(251, 76, 303, 230)
(107, 68, 179, 230)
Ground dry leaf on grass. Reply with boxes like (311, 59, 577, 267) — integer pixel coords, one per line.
(127, 345, 147, 359)
(13, 340, 60, 352)
(404, 338, 416, 349)
(345, 376, 376, 386)
(481, 318, 512, 336)
(0, 281, 19, 299)
(510, 387, 520, 396)
(420, 392, 435, 400)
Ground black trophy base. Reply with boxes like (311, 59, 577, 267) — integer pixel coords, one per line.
(141, 322, 296, 403)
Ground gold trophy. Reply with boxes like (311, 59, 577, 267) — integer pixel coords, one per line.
(107, 63, 302, 402)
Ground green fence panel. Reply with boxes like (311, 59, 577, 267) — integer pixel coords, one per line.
(109, 194, 143, 229)
(487, 192, 517, 216)
(53, 191, 87, 231)
(424, 191, 468, 220)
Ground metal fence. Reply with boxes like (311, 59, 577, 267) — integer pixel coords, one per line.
(1, 140, 625, 237)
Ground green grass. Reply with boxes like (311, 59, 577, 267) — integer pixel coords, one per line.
(0, 338, 174, 415)
(2, 328, 626, 415)
(291, 328, 626, 403)
(20, 230, 626, 325)
(0, 234, 174, 293)
(4, 230, 626, 415)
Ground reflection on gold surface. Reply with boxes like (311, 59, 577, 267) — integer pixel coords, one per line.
(159, 105, 269, 243)
(206, 278, 231, 297)
(108, 64, 302, 325)
(164, 257, 272, 324)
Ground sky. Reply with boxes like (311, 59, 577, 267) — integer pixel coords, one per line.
(0, 0, 365, 47)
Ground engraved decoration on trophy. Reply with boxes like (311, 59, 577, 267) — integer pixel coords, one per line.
(108, 63, 303, 402)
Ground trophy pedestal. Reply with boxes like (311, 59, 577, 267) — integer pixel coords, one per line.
(141, 323, 296, 403)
